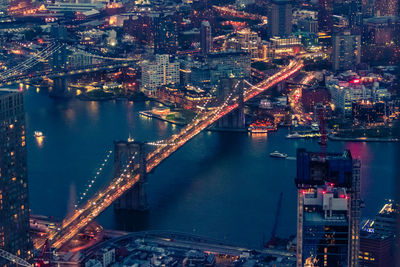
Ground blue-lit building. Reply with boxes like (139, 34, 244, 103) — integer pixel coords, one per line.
(295, 149, 361, 267)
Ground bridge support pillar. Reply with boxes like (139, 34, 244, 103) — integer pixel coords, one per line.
(113, 140, 148, 211)
(216, 79, 246, 130)
(50, 76, 68, 98)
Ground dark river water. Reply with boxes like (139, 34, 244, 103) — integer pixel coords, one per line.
(24, 88, 397, 248)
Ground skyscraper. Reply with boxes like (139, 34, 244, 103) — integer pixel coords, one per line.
(295, 149, 361, 267)
(267, 0, 292, 38)
(200, 21, 212, 55)
(318, 0, 333, 32)
(0, 91, 32, 265)
(332, 31, 361, 71)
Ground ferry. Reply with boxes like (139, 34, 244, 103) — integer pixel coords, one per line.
(286, 124, 321, 139)
(269, 151, 288, 158)
(248, 126, 276, 133)
(248, 119, 277, 134)
(286, 132, 302, 139)
(34, 131, 43, 138)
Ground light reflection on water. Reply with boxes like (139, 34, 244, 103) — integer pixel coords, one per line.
(25, 90, 397, 248)
(35, 136, 44, 148)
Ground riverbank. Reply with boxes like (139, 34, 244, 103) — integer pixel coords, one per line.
(78, 91, 150, 102)
(328, 134, 399, 142)
(25, 89, 397, 249)
(139, 110, 187, 126)
(329, 126, 399, 142)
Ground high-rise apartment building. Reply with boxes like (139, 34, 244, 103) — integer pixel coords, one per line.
(141, 54, 180, 93)
(267, 0, 292, 38)
(200, 21, 212, 55)
(0, 91, 32, 265)
(295, 149, 361, 267)
(332, 31, 361, 71)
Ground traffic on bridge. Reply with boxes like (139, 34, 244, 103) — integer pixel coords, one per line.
(47, 59, 303, 250)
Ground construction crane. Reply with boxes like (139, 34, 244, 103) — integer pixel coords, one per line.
(0, 249, 32, 267)
(265, 192, 283, 248)
(35, 239, 51, 267)
(316, 103, 328, 159)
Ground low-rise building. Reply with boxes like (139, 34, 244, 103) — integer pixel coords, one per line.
(326, 72, 391, 117)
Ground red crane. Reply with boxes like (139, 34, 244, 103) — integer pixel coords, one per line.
(316, 104, 327, 159)
(265, 192, 283, 248)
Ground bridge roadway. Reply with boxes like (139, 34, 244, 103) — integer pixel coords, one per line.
(47, 59, 304, 250)
(0, 60, 139, 87)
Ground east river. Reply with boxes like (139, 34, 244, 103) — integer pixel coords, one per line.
(25, 89, 398, 248)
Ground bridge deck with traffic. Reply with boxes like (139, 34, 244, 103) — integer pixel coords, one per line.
(46, 59, 303, 250)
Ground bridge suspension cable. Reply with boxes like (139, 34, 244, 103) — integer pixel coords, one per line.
(0, 43, 63, 80)
(67, 46, 141, 62)
(76, 150, 113, 206)
(46, 60, 304, 250)
(64, 151, 138, 228)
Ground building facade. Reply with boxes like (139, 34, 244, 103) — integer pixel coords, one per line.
(326, 73, 391, 117)
(332, 31, 361, 71)
(359, 233, 394, 267)
(206, 51, 251, 85)
(295, 149, 361, 267)
(0, 91, 32, 265)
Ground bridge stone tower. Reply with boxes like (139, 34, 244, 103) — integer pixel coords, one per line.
(216, 79, 246, 130)
(113, 140, 148, 211)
